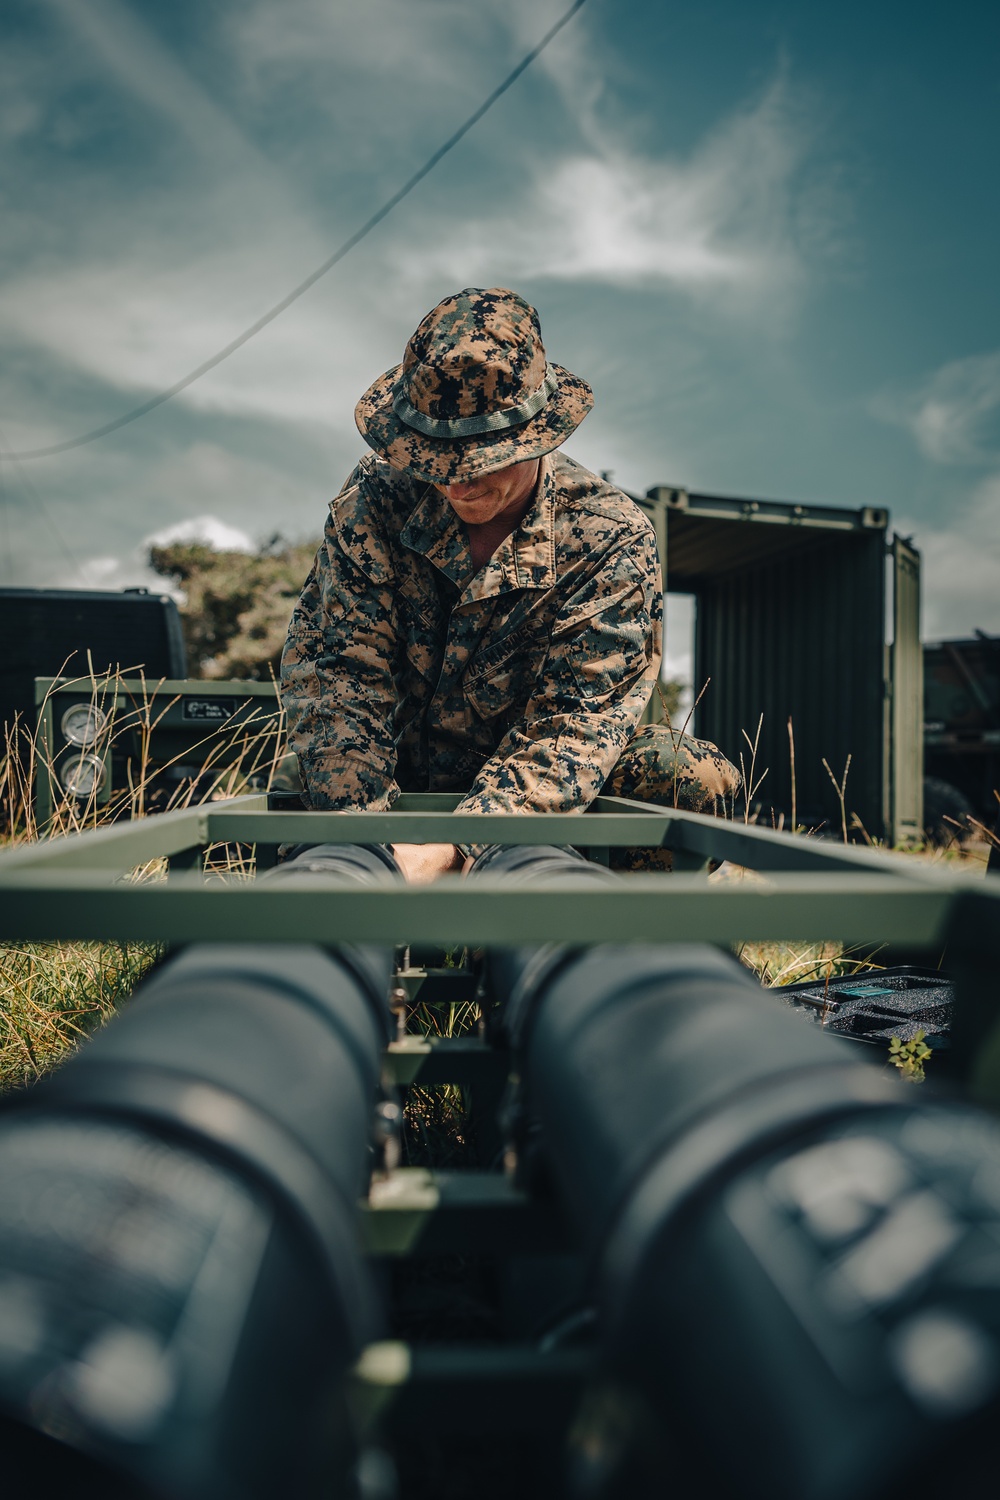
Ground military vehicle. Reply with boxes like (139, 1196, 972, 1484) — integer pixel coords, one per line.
(923, 631, 1000, 840)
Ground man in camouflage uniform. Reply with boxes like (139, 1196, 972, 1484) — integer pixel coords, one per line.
(281, 287, 739, 881)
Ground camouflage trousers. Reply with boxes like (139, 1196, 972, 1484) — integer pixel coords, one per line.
(602, 724, 742, 872)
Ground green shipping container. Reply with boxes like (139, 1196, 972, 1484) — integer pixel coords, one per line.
(632, 486, 923, 846)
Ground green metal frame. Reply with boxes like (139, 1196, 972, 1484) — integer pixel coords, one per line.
(2, 793, 998, 1440)
(0, 791, 996, 948)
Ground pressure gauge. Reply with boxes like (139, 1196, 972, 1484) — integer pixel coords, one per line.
(60, 704, 108, 748)
(59, 753, 106, 799)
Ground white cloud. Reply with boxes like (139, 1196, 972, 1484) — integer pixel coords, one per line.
(67, 511, 257, 598)
(232, 0, 486, 96)
(55, 550, 165, 593)
(0, 26, 829, 458)
(0, 248, 378, 432)
(907, 470, 1000, 639)
(874, 351, 1000, 465)
(0, 0, 843, 592)
(872, 352, 1000, 636)
(76, 554, 129, 588)
(146, 514, 255, 552)
(395, 73, 825, 319)
(39, 0, 294, 190)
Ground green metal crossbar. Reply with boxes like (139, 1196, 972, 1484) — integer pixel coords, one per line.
(0, 792, 996, 948)
(350, 1341, 590, 1434)
(362, 1169, 568, 1257)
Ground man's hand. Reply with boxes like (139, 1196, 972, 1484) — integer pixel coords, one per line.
(391, 842, 466, 884)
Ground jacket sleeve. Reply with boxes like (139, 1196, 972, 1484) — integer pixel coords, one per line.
(279, 480, 401, 810)
(455, 528, 663, 818)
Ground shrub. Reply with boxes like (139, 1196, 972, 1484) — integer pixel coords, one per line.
(148, 534, 319, 680)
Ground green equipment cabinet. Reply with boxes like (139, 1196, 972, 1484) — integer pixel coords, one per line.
(34, 676, 282, 827)
(633, 485, 923, 846)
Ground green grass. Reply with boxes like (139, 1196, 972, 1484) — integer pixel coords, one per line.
(0, 940, 162, 1092)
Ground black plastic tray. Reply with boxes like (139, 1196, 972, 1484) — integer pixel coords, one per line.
(774, 966, 953, 1052)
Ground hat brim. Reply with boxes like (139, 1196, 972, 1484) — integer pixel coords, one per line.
(354, 361, 593, 483)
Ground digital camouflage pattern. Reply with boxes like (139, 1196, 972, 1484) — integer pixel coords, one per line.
(605, 724, 743, 872)
(355, 287, 593, 484)
(286, 283, 741, 852)
(281, 450, 663, 820)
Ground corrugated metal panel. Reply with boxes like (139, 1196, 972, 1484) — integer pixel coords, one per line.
(694, 533, 886, 836)
(634, 490, 890, 838)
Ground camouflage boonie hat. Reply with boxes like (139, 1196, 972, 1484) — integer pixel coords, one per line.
(355, 287, 594, 483)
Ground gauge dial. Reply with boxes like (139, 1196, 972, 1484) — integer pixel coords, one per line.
(59, 753, 105, 799)
(60, 704, 108, 748)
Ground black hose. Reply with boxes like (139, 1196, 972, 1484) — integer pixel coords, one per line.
(480, 846, 1000, 1500)
(0, 845, 396, 1500)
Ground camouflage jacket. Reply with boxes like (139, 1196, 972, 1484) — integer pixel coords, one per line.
(280, 450, 662, 816)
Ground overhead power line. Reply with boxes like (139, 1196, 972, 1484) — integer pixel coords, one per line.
(5, 0, 588, 464)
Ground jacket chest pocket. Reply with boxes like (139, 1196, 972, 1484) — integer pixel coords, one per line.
(397, 580, 439, 633)
(398, 586, 446, 685)
(464, 627, 539, 725)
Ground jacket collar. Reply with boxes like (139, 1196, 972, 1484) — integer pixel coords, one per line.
(400, 456, 557, 603)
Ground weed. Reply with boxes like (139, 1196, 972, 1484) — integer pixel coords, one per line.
(821, 753, 853, 845)
(787, 717, 798, 835)
(739, 715, 769, 825)
(888, 1030, 932, 1083)
(653, 677, 712, 814)
(737, 939, 879, 990)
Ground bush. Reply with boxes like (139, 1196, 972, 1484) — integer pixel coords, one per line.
(148, 534, 318, 680)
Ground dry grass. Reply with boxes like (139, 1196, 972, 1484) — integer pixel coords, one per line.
(0, 670, 285, 1091)
(739, 941, 869, 989)
(1, 675, 993, 1092)
(0, 941, 162, 1093)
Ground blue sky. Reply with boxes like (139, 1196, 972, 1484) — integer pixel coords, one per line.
(1, 0, 998, 659)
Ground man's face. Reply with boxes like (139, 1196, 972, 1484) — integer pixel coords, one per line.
(434, 457, 540, 526)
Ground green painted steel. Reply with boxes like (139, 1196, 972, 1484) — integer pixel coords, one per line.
(0, 791, 995, 948)
(889, 534, 924, 843)
(0, 868, 967, 946)
(350, 1342, 590, 1434)
(2, 803, 218, 870)
(362, 1169, 567, 1257)
(636, 487, 902, 841)
(382, 1037, 501, 1088)
(5, 793, 946, 876)
(205, 802, 960, 875)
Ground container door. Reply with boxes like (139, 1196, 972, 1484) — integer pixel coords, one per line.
(889, 534, 923, 844)
(695, 529, 887, 839)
